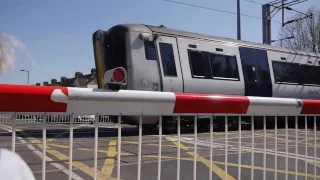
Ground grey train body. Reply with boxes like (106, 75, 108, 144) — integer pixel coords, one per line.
(92, 24, 320, 130)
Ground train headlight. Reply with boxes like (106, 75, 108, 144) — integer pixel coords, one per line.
(139, 33, 153, 41)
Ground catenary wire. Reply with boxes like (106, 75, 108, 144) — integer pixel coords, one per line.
(163, 0, 282, 24)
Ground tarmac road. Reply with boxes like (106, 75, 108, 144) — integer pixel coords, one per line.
(0, 121, 320, 180)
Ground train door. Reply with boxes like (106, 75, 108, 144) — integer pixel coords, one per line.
(155, 36, 184, 92)
(239, 47, 272, 97)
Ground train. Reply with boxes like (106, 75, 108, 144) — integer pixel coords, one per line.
(92, 24, 320, 131)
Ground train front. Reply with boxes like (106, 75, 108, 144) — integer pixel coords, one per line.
(92, 26, 128, 91)
(91, 25, 161, 128)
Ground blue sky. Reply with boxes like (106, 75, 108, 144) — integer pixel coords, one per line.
(0, 0, 319, 85)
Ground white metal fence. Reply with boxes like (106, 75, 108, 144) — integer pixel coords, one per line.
(0, 84, 320, 179)
(0, 114, 320, 180)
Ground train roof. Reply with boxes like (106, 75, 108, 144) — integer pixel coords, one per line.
(110, 24, 320, 58)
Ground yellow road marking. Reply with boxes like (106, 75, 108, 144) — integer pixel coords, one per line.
(43, 143, 134, 156)
(28, 137, 115, 180)
(0, 126, 14, 132)
(166, 137, 189, 151)
(29, 138, 51, 149)
(198, 132, 218, 136)
(306, 160, 320, 168)
(0, 124, 22, 132)
(39, 143, 67, 149)
(113, 139, 204, 149)
(47, 125, 85, 142)
(189, 152, 236, 180)
(305, 160, 320, 177)
(114, 140, 138, 145)
(144, 154, 320, 179)
(47, 138, 55, 142)
(143, 155, 195, 161)
(213, 160, 320, 179)
(166, 137, 236, 180)
(145, 143, 205, 150)
(78, 147, 133, 156)
(101, 140, 116, 178)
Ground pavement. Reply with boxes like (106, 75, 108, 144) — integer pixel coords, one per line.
(0, 120, 320, 180)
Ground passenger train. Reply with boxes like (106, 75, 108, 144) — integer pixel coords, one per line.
(92, 24, 320, 131)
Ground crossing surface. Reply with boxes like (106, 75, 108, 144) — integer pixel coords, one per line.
(0, 122, 320, 180)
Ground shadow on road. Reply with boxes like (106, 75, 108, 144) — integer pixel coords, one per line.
(0, 122, 289, 139)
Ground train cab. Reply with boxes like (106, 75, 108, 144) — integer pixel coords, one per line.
(92, 25, 164, 93)
(92, 25, 167, 127)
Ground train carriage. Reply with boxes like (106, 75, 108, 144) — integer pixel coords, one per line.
(92, 24, 320, 130)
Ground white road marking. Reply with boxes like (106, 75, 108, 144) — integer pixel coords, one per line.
(176, 137, 226, 148)
(171, 133, 320, 163)
(3, 127, 84, 180)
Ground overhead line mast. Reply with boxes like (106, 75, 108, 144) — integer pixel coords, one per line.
(262, 0, 312, 44)
(237, 0, 241, 40)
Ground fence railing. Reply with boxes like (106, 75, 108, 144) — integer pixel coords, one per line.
(1, 84, 320, 180)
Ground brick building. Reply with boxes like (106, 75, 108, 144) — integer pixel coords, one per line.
(43, 68, 97, 88)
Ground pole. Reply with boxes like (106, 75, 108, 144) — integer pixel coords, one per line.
(262, 4, 271, 44)
(318, 17, 320, 53)
(282, 0, 284, 27)
(237, 0, 241, 40)
(20, 69, 30, 85)
(27, 71, 29, 85)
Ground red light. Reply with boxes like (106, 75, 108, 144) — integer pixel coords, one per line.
(113, 68, 125, 82)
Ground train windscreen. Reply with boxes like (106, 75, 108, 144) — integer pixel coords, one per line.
(92, 26, 127, 89)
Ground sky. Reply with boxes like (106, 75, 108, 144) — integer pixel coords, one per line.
(0, 0, 319, 85)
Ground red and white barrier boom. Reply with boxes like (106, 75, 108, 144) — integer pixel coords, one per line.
(0, 84, 320, 115)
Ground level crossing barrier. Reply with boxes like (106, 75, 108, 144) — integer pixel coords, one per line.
(0, 84, 320, 180)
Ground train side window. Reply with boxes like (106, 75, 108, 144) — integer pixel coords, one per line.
(158, 42, 177, 77)
(239, 47, 256, 82)
(144, 40, 157, 60)
(188, 50, 206, 78)
(314, 66, 320, 85)
(304, 66, 320, 85)
(272, 61, 303, 84)
(255, 49, 272, 83)
(272, 61, 286, 83)
(209, 53, 240, 80)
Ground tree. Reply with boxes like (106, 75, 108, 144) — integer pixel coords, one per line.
(277, 6, 320, 53)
